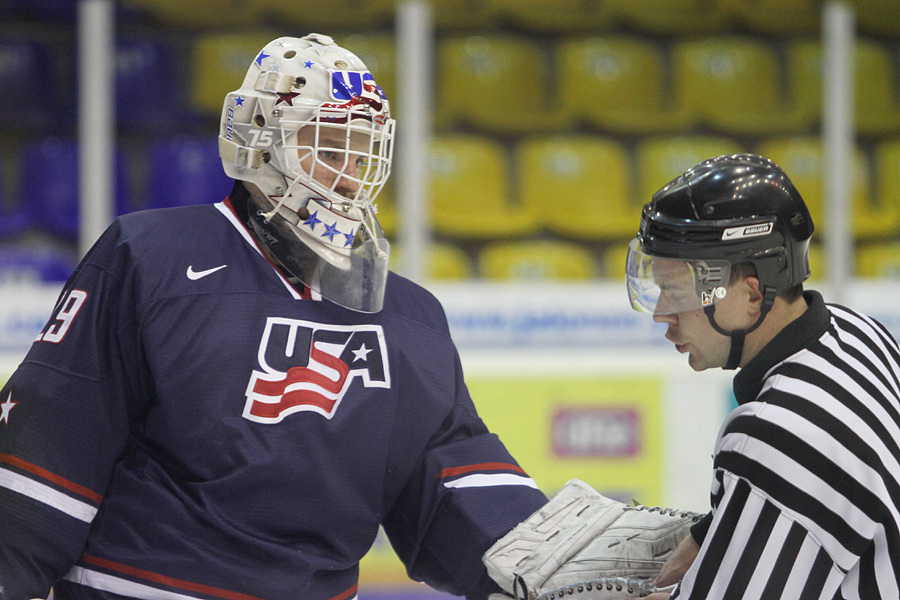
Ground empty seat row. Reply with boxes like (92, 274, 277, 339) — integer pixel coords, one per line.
(7, 33, 900, 138)
(379, 134, 900, 241)
(435, 35, 900, 136)
(4, 134, 900, 246)
(390, 240, 603, 281)
(190, 34, 900, 137)
(390, 239, 900, 282)
(120, 0, 900, 36)
(0, 137, 231, 243)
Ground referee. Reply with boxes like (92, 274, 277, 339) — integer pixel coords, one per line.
(625, 153, 900, 599)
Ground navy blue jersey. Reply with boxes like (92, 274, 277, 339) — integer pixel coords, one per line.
(0, 200, 547, 600)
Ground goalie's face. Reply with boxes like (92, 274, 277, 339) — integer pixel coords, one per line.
(243, 120, 392, 314)
(294, 124, 374, 201)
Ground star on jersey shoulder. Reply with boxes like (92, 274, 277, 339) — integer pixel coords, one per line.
(0, 390, 18, 426)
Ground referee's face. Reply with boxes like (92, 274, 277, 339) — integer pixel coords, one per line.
(653, 277, 757, 371)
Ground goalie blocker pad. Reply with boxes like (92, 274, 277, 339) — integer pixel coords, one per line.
(483, 479, 703, 600)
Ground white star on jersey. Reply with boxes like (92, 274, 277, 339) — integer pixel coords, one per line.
(0, 390, 17, 425)
(352, 344, 372, 363)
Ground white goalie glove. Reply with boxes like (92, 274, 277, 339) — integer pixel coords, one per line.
(483, 479, 703, 600)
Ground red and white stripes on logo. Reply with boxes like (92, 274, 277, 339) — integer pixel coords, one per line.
(247, 341, 349, 420)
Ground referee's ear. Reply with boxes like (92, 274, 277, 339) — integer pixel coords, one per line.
(738, 276, 764, 318)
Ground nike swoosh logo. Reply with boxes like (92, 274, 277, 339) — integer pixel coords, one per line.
(186, 264, 228, 280)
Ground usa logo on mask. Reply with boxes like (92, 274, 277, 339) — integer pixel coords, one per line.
(331, 70, 386, 102)
(243, 317, 390, 423)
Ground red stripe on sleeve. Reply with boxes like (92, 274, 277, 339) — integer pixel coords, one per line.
(327, 583, 359, 600)
(437, 462, 526, 479)
(0, 453, 103, 504)
(82, 555, 268, 600)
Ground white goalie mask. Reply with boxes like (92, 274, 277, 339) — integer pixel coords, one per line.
(219, 34, 395, 313)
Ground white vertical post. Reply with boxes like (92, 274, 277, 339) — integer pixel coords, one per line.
(395, 0, 433, 283)
(78, 0, 115, 257)
(822, 2, 855, 301)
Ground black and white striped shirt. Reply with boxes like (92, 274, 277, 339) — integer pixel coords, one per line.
(673, 291, 900, 599)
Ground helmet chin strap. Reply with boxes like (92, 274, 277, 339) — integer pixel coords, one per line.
(703, 287, 777, 370)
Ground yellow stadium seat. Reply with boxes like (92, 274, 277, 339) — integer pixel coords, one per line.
(604, 0, 727, 33)
(806, 242, 825, 282)
(600, 240, 630, 280)
(372, 183, 397, 238)
(478, 240, 598, 280)
(673, 37, 809, 135)
(252, 0, 382, 29)
(716, 0, 820, 34)
(871, 139, 900, 237)
(429, 135, 536, 239)
(517, 136, 635, 240)
(124, 0, 262, 27)
(857, 243, 900, 279)
(851, 0, 900, 36)
(390, 243, 474, 280)
(787, 39, 900, 136)
(556, 36, 691, 134)
(488, 0, 613, 31)
(634, 135, 744, 205)
(362, 0, 499, 29)
(756, 137, 886, 238)
(436, 35, 568, 133)
(189, 33, 276, 117)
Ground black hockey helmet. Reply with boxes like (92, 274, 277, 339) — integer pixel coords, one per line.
(627, 153, 815, 368)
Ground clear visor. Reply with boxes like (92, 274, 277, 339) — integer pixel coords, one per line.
(248, 201, 390, 313)
(309, 210, 390, 314)
(626, 238, 731, 315)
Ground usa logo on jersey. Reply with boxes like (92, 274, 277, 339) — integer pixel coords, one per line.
(243, 317, 390, 423)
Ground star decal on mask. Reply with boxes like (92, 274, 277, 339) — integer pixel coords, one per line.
(255, 50, 271, 66)
(234, 95, 245, 107)
(321, 222, 341, 241)
(0, 390, 18, 426)
(303, 210, 322, 230)
(304, 60, 314, 69)
(343, 231, 354, 247)
(275, 92, 301, 106)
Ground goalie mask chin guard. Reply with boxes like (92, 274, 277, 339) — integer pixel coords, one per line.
(218, 33, 395, 313)
(626, 153, 814, 368)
